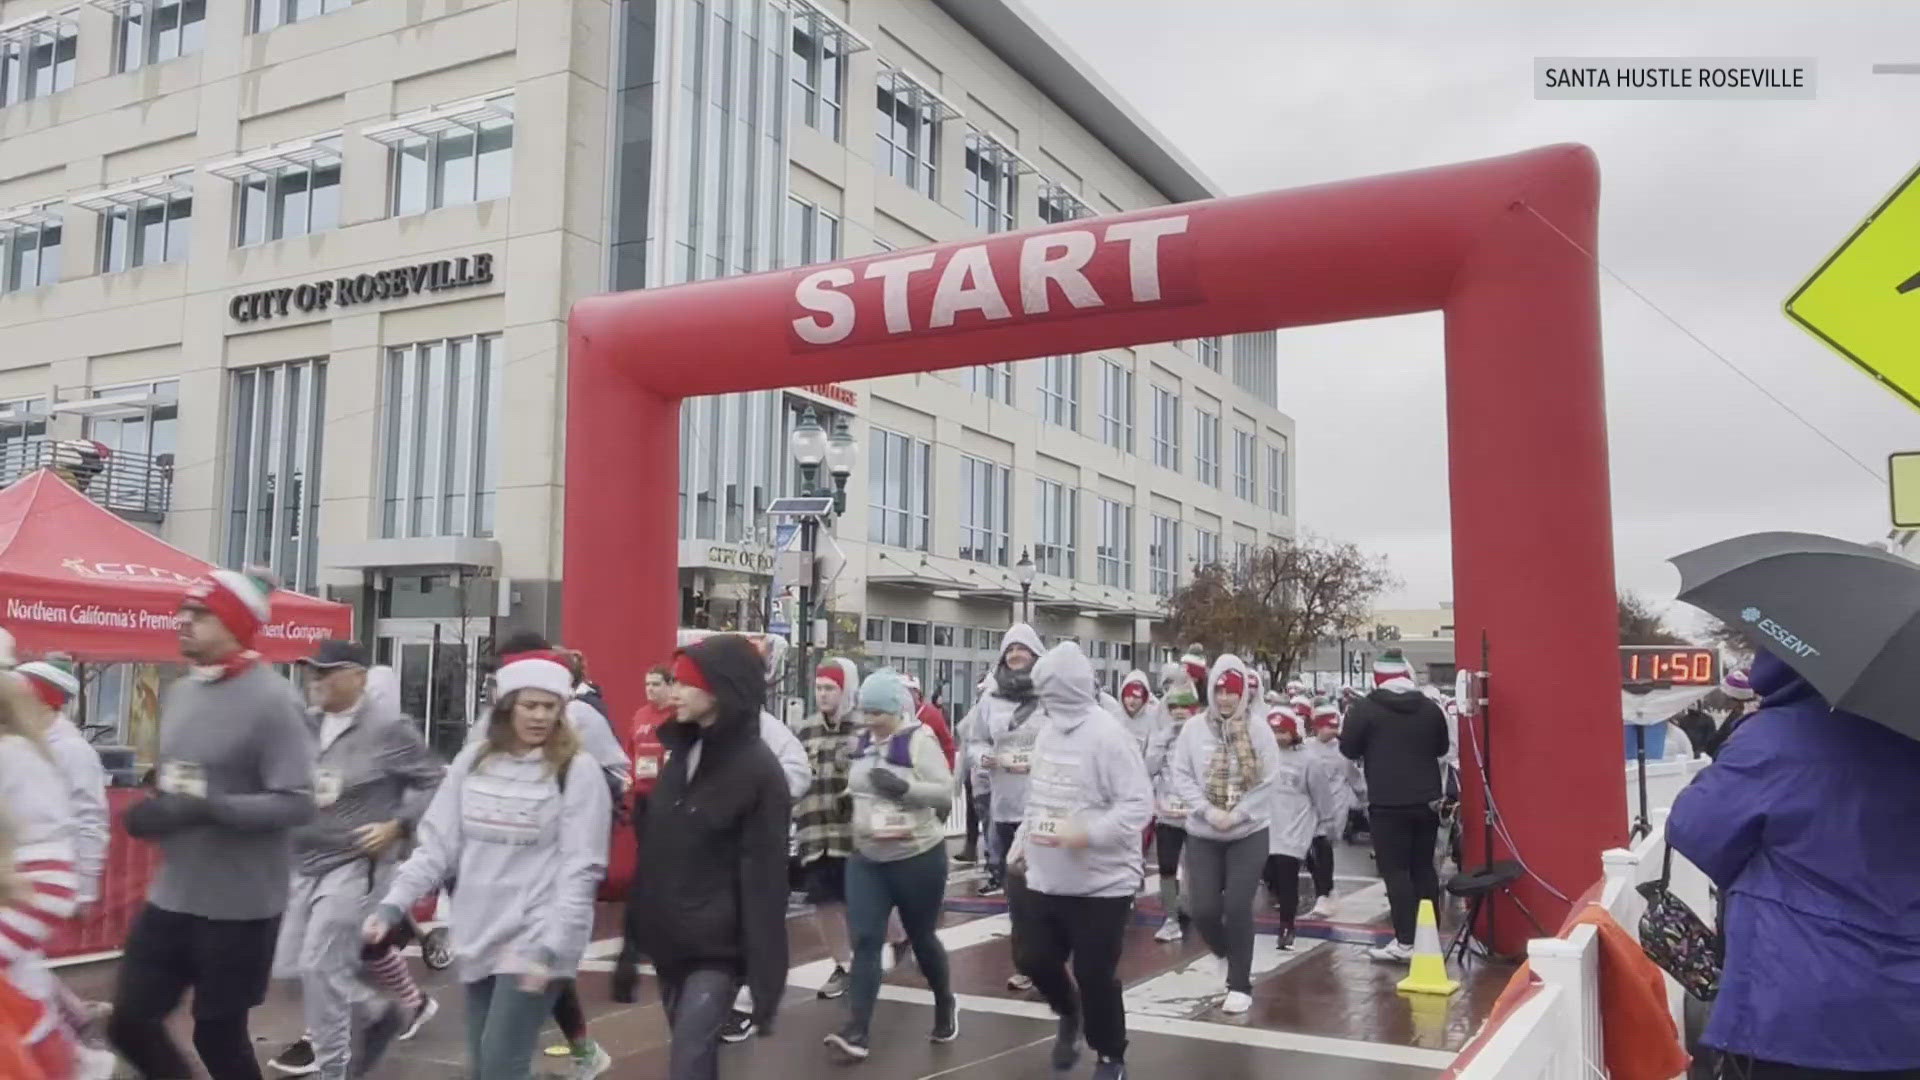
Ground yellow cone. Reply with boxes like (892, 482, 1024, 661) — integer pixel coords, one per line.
(1396, 899, 1460, 996)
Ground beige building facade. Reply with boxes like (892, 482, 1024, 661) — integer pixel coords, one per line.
(0, 0, 1294, 735)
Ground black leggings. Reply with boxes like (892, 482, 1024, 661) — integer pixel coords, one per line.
(963, 773, 980, 851)
(553, 983, 587, 1042)
(1370, 804, 1441, 946)
(1306, 834, 1335, 897)
(1154, 823, 1186, 877)
(1263, 854, 1302, 926)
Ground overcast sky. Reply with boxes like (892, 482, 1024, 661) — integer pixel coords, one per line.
(1027, 0, 1920, 619)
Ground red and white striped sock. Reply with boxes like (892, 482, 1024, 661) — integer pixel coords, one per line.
(362, 947, 423, 1010)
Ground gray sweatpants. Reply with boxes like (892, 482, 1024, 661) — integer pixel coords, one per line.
(1183, 830, 1269, 993)
(273, 861, 391, 1080)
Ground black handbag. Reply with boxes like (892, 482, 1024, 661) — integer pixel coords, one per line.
(1636, 843, 1722, 1001)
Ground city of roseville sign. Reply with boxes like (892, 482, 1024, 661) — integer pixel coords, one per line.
(228, 252, 495, 323)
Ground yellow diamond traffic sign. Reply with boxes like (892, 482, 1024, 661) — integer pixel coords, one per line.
(1786, 163, 1920, 412)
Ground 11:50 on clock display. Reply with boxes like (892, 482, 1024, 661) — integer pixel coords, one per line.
(1619, 646, 1719, 687)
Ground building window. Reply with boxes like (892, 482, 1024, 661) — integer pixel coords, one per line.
(226, 359, 327, 592)
(1150, 384, 1181, 471)
(1235, 540, 1252, 569)
(1198, 335, 1223, 371)
(785, 196, 839, 266)
(90, 175, 193, 272)
(217, 137, 342, 246)
(1150, 514, 1182, 597)
(965, 129, 1020, 233)
(84, 380, 178, 460)
(251, 0, 351, 33)
(1037, 355, 1078, 430)
(0, 397, 47, 471)
(959, 454, 1010, 566)
(1233, 428, 1257, 502)
(1194, 408, 1220, 488)
(1099, 359, 1134, 453)
(0, 205, 62, 293)
(867, 426, 930, 551)
(1036, 178, 1092, 224)
(381, 334, 504, 540)
(370, 94, 515, 217)
(1267, 438, 1287, 514)
(1096, 497, 1133, 589)
(0, 10, 77, 106)
(112, 0, 205, 72)
(1034, 478, 1077, 579)
(875, 65, 949, 197)
(969, 362, 1012, 403)
(1195, 527, 1220, 569)
(788, 6, 847, 141)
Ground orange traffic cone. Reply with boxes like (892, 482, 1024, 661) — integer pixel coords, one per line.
(1396, 899, 1460, 996)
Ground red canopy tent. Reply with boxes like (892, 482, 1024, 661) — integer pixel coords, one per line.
(0, 469, 350, 661)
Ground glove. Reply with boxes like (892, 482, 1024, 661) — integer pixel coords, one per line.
(868, 770, 910, 799)
(124, 794, 211, 839)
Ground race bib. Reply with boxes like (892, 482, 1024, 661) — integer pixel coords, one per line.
(1003, 749, 1032, 775)
(1158, 798, 1189, 820)
(634, 756, 660, 780)
(158, 760, 206, 798)
(314, 768, 343, 809)
(870, 809, 913, 839)
(1030, 806, 1068, 846)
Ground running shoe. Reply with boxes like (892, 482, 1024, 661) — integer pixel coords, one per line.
(1278, 925, 1297, 951)
(1051, 1013, 1082, 1071)
(975, 878, 1004, 897)
(1368, 940, 1414, 963)
(1006, 972, 1033, 992)
(398, 996, 438, 1041)
(953, 847, 978, 865)
(719, 1010, 756, 1043)
(74, 1046, 119, 1080)
(569, 1041, 614, 1079)
(818, 965, 852, 999)
(824, 1024, 871, 1062)
(1308, 896, 1337, 919)
(1221, 990, 1253, 1015)
(930, 997, 960, 1044)
(1092, 1056, 1127, 1080)
(267, 1036, 318, 1076)
(1153, 916, 1183, 943)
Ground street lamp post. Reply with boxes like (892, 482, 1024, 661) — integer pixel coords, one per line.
(785, 406, 859, 716)
(1015, 547, 1036, 625)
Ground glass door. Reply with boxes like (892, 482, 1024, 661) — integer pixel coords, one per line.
(374, 618, 486, 760)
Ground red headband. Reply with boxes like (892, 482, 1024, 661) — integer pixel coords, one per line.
(1271, 712, 1298, 738)
(1215, 669, 1246, 695)
(671, 651, 709, 692)
(815, 663, 846, 690)
(181, 583, 263, 647)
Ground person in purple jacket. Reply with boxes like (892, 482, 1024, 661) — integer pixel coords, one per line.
(1666, 650, 1920, 1079)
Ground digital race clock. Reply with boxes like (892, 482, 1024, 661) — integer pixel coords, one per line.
(1619, 646, 1719, 687)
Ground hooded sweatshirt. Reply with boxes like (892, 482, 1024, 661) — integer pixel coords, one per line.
(1667, 651, 1920, 1071)
(960, 623, 1046, 823)
(1010, 643, 1152, 898)
(794, 657, 861, 864)
(1267, 741, 1338, 859)
(627, 635, 792, 1031)
(1301, 735, 1352, 836)
(1115, 670, 1157, 755)
(0, 734, 76, 1008)
(379, 735, 610, 982)
(1144, 693, 1195, 821)
(1338, 684, 1450, 808)
(293, 688, 444, 878)
(1168, 654, 1281, 843)
(847, 670, 954, 862)
(41, 717, 107, 904)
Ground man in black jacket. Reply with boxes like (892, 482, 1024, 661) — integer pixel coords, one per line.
(1339, 649, 1450, 963)
(631, 635, 792, 1080)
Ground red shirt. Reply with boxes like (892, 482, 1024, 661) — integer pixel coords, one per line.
(628, 701, 673, 797)
(916, 700, 956, 768)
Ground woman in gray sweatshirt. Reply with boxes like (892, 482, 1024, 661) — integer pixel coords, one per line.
(367, 656, 611, 1080)
(822, 668, 957, 1063)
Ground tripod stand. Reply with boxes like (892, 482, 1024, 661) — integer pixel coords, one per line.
(1446, 633, 1546, 966)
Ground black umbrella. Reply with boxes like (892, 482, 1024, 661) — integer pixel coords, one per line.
(1670, 531, 1920, 742)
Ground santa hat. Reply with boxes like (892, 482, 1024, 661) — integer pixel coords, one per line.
(1269, 710, 1299, 739)
(1214, 667, 1246, 696)
(16, 657, 78, 710)
(495, 656, 575, 701)
(180, 567, 276, 647)
(1180, 645, 1208, 687)
(1373, 648, 1416, 692)
(1722, 667, 1755, 701)
(1312, 699, 1340, 731)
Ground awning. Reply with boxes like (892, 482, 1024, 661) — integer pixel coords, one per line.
(206, 134, 342, 184)
(877, 62, 962, 123)
(70, 172, 194, 214)
(362, 93, 515, 146)
(0, 470, 351, 662)
(787, 0, 870, 53)
(0, 202, 65, 230)
(966, 128, 1037, 175)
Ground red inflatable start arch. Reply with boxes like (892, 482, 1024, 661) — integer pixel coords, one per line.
(566, 144, 1623, 950)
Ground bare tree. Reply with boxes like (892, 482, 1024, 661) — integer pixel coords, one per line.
(1618, 591, 1690, 647)
(1164, 535, 1398, 676)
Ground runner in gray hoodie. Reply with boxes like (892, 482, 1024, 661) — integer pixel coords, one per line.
(367, 655, 610, 1080)
(1008, 643, 1152, 1080)
(958, 623, 1044, 992)
(1168, 653, 1281, 1016)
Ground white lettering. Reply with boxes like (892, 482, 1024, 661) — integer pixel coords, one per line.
(862, 253, 939, 334)
(1019, 231, 1102, 315)
(927, 245, 1012, 329)
(791, 268, 858, 345)
(1103, 215, 1189, 302)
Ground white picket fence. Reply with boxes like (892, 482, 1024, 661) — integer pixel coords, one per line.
(1449, 756, 1712, 1079)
